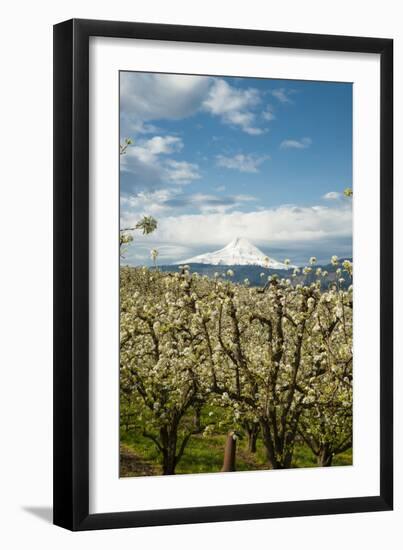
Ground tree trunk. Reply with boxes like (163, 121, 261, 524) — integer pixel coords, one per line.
(194, 403, 202, 432)
(317, 445, 333, 467)
(246, 422, 259, 453)
(221, 432, 237, 472)
(283, 448, 293, 469)
(248, 432, 257, 453)
(260, 420, 295, 469)
(160, 426, 178, 475)
(162, 452, 176, 475)
(260, 420, 277, 469)
(260, 419, 289, 469)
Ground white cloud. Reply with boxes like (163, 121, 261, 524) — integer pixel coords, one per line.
(262, 105, 276, 121)
(165, 160, 201, 184)
(121, 189, 256, 219)
(125, 136, 183, 164)
(243, 126, 266, 136)
(121, 189, 176, 215)
(323, 191, 342, 200)
(203, 79, 263, 134)
(120, 119, 160, 135)
(121, 135, 201, 189)
(121, 73, 269, 136)
(271, 88, 294, 104)
(196, 194, 255, 213)
(120, 72, 211, 124)
(280, 137, 312, 149)
(216, 153, 269, 173)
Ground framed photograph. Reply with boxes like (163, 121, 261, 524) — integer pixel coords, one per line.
(53, 19, 393, 531)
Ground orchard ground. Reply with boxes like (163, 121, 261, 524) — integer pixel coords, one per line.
(120, 423, 352, 477)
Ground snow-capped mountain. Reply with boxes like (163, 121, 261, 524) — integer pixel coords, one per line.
(176, 237, 295, 270)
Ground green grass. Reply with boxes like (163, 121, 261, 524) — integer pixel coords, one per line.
(120, 428, 352, 476)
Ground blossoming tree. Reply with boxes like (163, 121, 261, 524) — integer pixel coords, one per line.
(120, 267, 210, 474)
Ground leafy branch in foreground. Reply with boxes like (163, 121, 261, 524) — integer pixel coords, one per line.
(119, 138, 158, 256)
(120, 216, 158, 256)
(120, 137, 133, 155)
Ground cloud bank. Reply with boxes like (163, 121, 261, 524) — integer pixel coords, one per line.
(121, 202, 352, 265)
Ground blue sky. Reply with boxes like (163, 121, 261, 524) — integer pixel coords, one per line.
(120, 72, 352, 266)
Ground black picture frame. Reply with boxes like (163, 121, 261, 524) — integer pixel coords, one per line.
(53, 18, 393, 531)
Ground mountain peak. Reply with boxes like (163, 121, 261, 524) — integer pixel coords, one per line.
(175, 238, 296, 269)
(227, 236, 251, 248)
